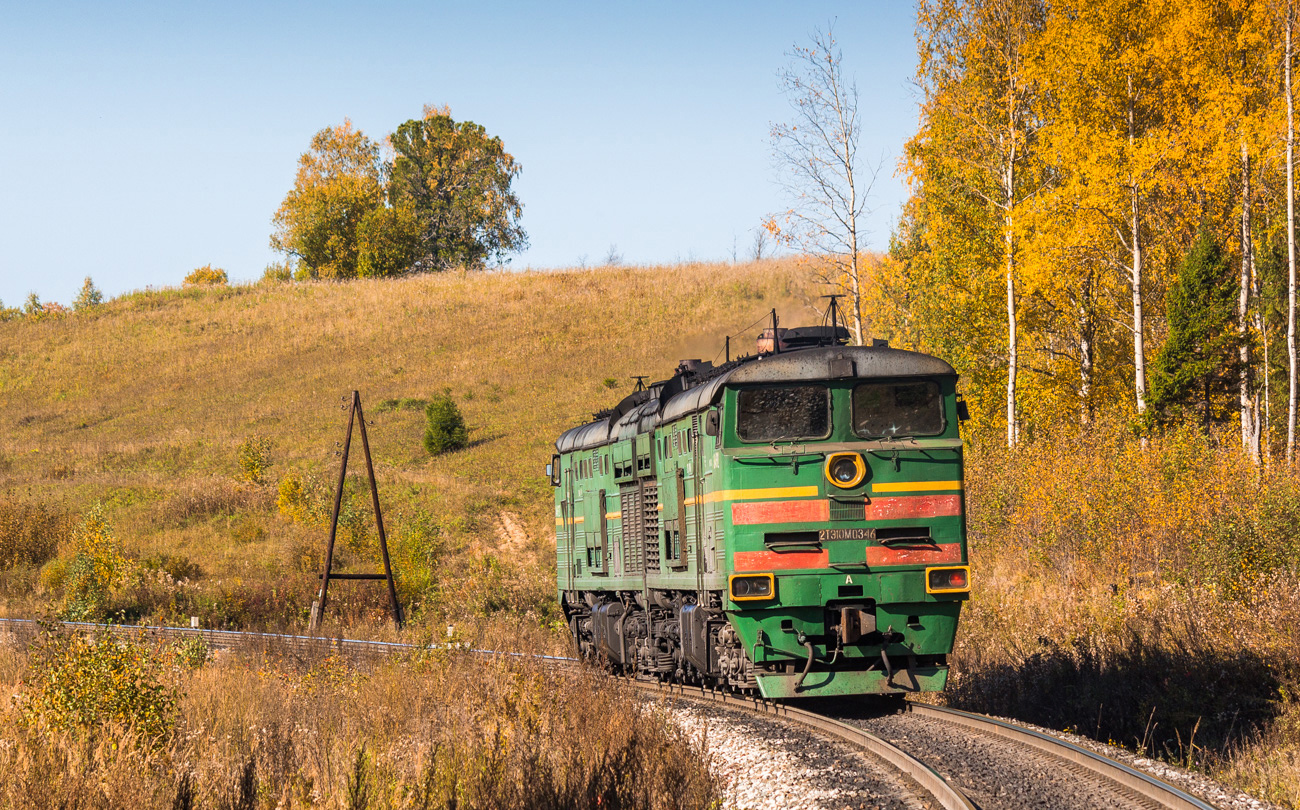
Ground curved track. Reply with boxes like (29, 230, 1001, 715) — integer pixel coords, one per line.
(635, 679, 974, 810)
(0, 619, 1225, 810)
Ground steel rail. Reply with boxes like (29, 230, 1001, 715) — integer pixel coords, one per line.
(638, 679, 975, 810)
(904, 701, 1216, 810)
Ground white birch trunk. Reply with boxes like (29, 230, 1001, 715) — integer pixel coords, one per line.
(1289, 1, 1298, 462)
(1005, 92, 1019, 448)
(1128, 77, 1147, 419)
(1240, 142, 1259, 462)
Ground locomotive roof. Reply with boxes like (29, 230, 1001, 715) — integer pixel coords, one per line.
(555, 345, 955, 453)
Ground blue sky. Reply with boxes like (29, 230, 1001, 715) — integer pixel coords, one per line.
(0, 2, 919, 306)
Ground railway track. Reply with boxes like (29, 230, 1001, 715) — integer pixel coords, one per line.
(0, 618, 1225, 810)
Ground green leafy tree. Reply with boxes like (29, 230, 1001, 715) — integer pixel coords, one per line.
(270, 120, 385, 279)
(389, 106, 528, 270)
(423, 393, 469, 456)
(1149, 230, 1242, 428)
(72, 276, 103, 310)
(357, 204, 421, 278)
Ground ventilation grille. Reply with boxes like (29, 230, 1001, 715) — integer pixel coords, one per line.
(620, 486, 644, 575)
(830, 499, 866, 521)
(642, 484, 661, 571)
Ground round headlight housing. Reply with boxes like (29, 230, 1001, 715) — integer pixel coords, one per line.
(824, 452, 867, 489)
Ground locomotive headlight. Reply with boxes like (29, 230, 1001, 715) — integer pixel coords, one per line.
(926, 566, 971, 594)
(729, 573, 775, 601)
(825, 452, 867, 489)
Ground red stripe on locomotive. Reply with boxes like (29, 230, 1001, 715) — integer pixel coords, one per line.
(733, 549, 830, 571)
(865, 543, 963, 566)
(731, 499, 829, 525)
(730, 494, 961, 525)
(865, 495, 962, 520)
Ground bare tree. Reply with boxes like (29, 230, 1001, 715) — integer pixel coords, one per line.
(769, 25, 877, 345)
(603, 244, 623, 266)
(751, 228, 770, 261)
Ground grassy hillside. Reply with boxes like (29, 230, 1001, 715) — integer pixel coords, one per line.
(0, 261, 811, 631)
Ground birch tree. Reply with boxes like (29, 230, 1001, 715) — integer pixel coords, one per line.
(1032, 0, 1180, 422)
(913, 0, 1046, 446)
(769, 25, 876, 345)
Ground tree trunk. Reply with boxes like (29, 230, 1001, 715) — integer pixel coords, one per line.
(1128, 77, 1148, 419)
(1005, 105, 1019, 448)
(1289, 0, 1298, 463)
(845, 111, 865, 347)
(1240, 142, 1259, 463)
(1079, 270, 1095, 426)
(1131, 185, 1147, 417)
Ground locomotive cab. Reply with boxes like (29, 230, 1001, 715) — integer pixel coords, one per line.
(715, 351, 968, 697)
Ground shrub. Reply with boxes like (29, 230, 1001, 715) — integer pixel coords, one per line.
(261, 261, 293, 283)
(236, 436, 272, 484)
(19, 626, 177, 741)
(62, 505, 130, 621)
(140, 553, 202, 583)
(0, 498, 66, 569)
(183, 265, 228, 286)
(423, 394, 469, 456)
(72, 276, 103, 311)
(277, 471, 316, 524)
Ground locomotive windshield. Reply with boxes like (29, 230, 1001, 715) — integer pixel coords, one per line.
(852, 381, 944, 438)
(736, 385, 830, 442)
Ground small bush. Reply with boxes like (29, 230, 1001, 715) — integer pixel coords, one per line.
(236, 436, 272, 484)
(62, 505, 130, 621)
(261, 261, 293, 283)
(602, 377, 619, 389)
(141, 553, 202, 583)
(183, 265, 228, 286)
(277, 472, 317, 525)
(72, 276, 103, 311)
(0, 499, 67, 569)
(168, 636, 209, 669)
(19, 626, 177, 741)
(37, 558, 68, 593)
(423, 394, 469, 456)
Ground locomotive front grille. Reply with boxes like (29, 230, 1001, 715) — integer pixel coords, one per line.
(829, 499, 866, 521)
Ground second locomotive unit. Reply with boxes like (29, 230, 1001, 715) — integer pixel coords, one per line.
(549, 321, 969, 698)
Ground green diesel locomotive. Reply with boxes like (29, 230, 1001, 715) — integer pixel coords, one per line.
(549, 323, 969, 698)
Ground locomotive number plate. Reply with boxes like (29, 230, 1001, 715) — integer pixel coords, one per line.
(819, 528, 876, 542)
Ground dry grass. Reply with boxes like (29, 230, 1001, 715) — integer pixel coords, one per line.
(0, 260, 809, 631)
(0, 628, 719, 809)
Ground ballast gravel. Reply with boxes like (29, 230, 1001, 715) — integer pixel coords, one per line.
(656, 700, 936, 810)
(966, 713, 1286, 810)
(846, 710, 1151, 809)
(842, 704, 1285, 810)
